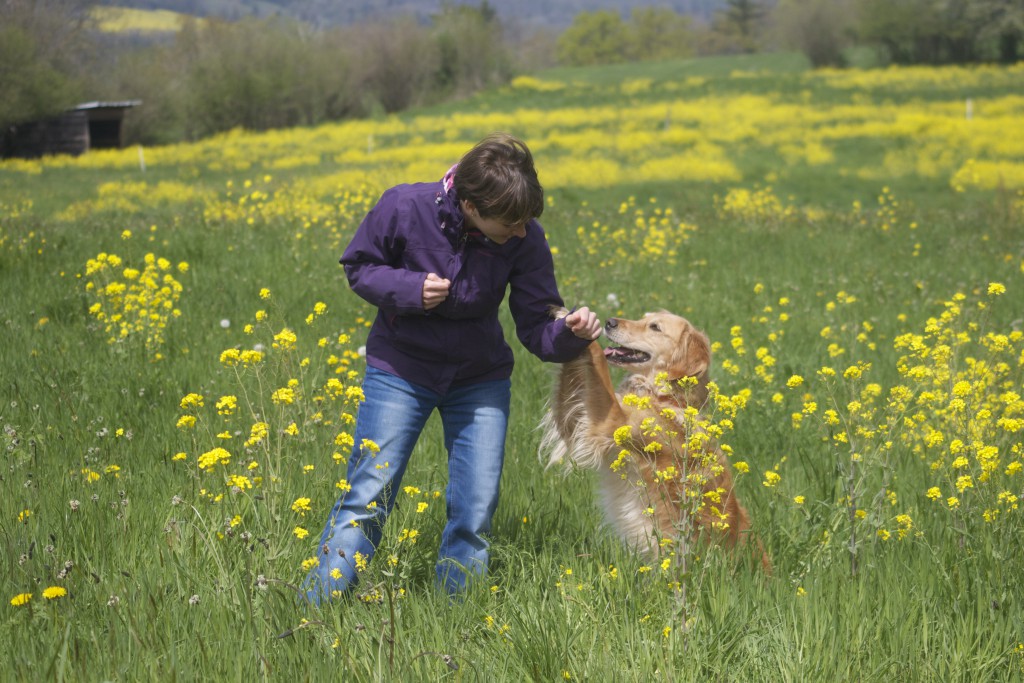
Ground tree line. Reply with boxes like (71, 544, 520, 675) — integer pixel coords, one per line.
(559, 0, 1023, 68)
(2, 0, 518, 144)
(2, 0, 1021, 147)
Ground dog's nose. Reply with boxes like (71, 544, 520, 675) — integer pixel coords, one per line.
(605, 318, 618, 330)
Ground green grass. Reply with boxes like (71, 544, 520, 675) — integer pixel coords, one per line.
(2, 53, 1023, 681)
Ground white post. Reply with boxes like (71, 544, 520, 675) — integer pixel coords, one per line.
(966, 98, 973, 120)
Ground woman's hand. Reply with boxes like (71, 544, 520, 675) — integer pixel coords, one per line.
(564, 307, 601, 340)
(422, 272, 451, 310)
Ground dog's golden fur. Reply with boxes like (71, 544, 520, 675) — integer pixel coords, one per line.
(540, 309, 770, 571)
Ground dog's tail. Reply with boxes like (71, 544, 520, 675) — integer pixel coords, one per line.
(538, 304, 572, 468)
(538, 304, 598, 471)
(537, 409, 570, 470)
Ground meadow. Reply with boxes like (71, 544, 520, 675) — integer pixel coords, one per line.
(2, 53, 1023, 681)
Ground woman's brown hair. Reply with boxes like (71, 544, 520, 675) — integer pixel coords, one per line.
(454, 132, 544, 224)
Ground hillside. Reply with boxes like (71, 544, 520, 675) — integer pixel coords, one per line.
(96, 0, 728, 29)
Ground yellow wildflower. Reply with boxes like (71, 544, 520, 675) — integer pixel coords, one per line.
(10, 593, 32, 607)
(42, 586, 67, 600)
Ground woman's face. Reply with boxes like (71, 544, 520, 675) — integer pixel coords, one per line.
(461, 200, 528, 244)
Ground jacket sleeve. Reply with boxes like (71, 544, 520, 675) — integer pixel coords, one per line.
(507, 222, 591, 363)
(340, 189, 427, 316)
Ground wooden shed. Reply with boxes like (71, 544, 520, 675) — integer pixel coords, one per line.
(1, 101, 141, 159)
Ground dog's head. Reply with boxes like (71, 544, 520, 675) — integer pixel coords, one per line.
(603, 311, 711, 405)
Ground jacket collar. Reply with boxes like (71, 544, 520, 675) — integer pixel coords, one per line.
(436, 164, 465, 246)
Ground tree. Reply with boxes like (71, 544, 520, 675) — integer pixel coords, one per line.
(853, 0, 1023, 65)
(771, 0, 854, 67)
(628, 7, 695, 61)
(966, 0, 1024, 63)
(345, 17, 440, 114)
(556, 10, 630, 66)
(0, 0, 95, 128)
(432, 1, 513, 96)
(721, 0, 765, 53)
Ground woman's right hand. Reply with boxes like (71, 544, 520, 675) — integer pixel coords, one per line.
(422, 272, 451, 310)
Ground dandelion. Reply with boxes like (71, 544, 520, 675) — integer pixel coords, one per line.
(42, 586, 67, 600)
(10, 593, 32, 607)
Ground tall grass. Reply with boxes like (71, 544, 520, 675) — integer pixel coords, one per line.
(2, 55, 1023, 681)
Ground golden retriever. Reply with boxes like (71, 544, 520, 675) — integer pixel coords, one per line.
(540, 309, 770, 571)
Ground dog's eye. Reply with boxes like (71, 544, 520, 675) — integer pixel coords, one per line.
(649, 323, 661, 332)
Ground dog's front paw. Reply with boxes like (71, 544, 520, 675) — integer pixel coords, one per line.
(549, 305, 570, 320)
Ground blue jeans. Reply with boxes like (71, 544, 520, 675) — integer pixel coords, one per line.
(303, 366, 511, 603)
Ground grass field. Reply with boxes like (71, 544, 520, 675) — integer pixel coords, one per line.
(2, 54, 1023, 681)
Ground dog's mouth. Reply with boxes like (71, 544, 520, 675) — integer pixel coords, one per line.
(604, 345, 651, 364)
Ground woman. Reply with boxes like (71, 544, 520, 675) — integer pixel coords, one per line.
(304, 133, 600, 603)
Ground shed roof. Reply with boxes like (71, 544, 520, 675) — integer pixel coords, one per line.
(73, 101, 143, 111)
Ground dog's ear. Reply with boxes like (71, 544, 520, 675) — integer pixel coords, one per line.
(668, 325, 711, 407)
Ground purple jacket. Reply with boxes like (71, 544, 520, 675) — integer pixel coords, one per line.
(341, 175, 588, 394)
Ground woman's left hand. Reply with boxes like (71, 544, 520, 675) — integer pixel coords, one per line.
(564, 307, 602, 340)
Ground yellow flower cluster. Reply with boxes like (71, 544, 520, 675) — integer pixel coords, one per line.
(717, 186, 798, 224)
(168, 291, 370, 567)
(82, 252, 187, 357)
